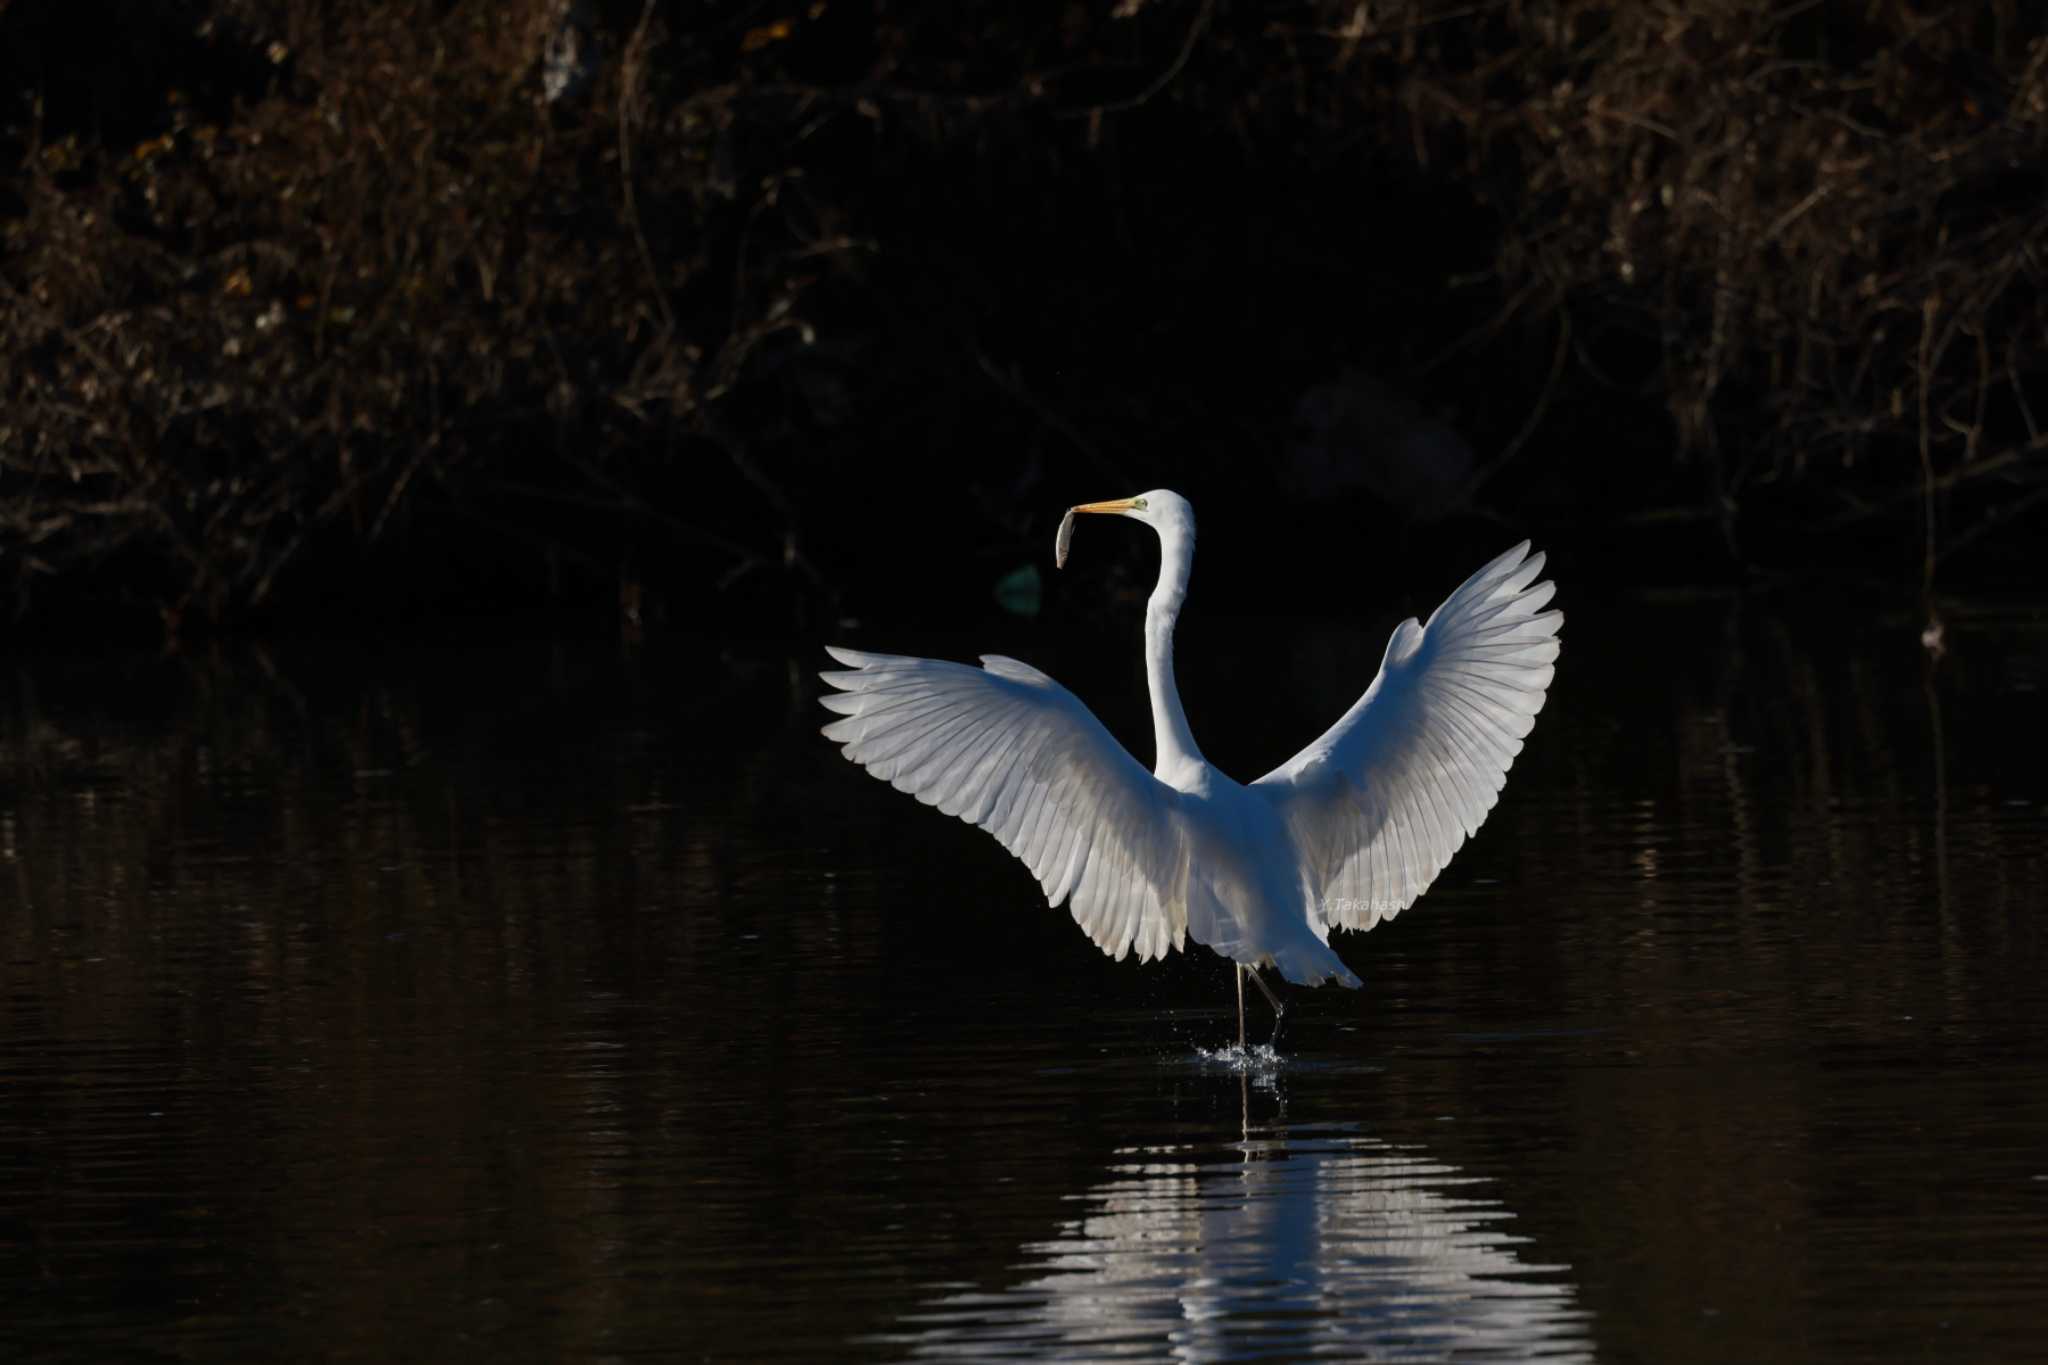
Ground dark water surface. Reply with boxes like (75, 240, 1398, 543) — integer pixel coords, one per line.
(4, 599, 2046, 1362)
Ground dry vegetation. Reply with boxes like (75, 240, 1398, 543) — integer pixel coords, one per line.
(1369, 0, 2048, 582)
(3, 0, 2044, 631)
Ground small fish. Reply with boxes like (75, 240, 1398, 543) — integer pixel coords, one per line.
(1055, 507, 1077, 569)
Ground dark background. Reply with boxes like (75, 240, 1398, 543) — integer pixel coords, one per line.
(4, 0, 2045, 640)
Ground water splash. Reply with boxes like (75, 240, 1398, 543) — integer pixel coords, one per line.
(1195, 1042, 1285, 1072)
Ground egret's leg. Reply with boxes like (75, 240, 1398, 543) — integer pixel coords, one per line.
(1235, 965, 1246, 1051)
(1248, 967, 1286, 1048)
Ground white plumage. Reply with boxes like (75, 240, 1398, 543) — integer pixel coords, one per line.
(819, 648, 1189, 965)
(1254, 537, 1561, 934)
(820, 490, 1560, 1043)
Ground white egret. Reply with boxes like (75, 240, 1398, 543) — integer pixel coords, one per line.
(820, 491, 1560, 1048)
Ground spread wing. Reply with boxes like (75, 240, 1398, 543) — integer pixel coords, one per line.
(1253, 542, 1561, 933)
(819, 647, 1189, 963)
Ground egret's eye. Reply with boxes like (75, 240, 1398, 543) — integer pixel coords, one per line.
(1133, 497, 1148, 509)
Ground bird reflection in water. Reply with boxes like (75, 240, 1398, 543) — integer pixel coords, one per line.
(877, 1072, 1592, 1362)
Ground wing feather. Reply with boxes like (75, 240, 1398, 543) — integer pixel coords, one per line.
(821, 647, 1189, 962)
(1253, 542, 1562, 933)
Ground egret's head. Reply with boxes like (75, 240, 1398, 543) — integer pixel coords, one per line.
(1056, 489, 1193, 568)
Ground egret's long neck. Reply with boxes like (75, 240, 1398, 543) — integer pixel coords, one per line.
(1144, 524, 1206, 778)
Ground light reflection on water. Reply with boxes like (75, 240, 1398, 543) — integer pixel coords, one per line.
(883, 1118, 1590, 1362)
(2, 601, 2046, 1361)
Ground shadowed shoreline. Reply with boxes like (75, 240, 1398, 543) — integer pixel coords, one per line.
(4, 1, 2046, 639)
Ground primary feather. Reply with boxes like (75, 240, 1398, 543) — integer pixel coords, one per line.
(1252, 541, 1562, 932)
(820, 647, 1190, 963)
